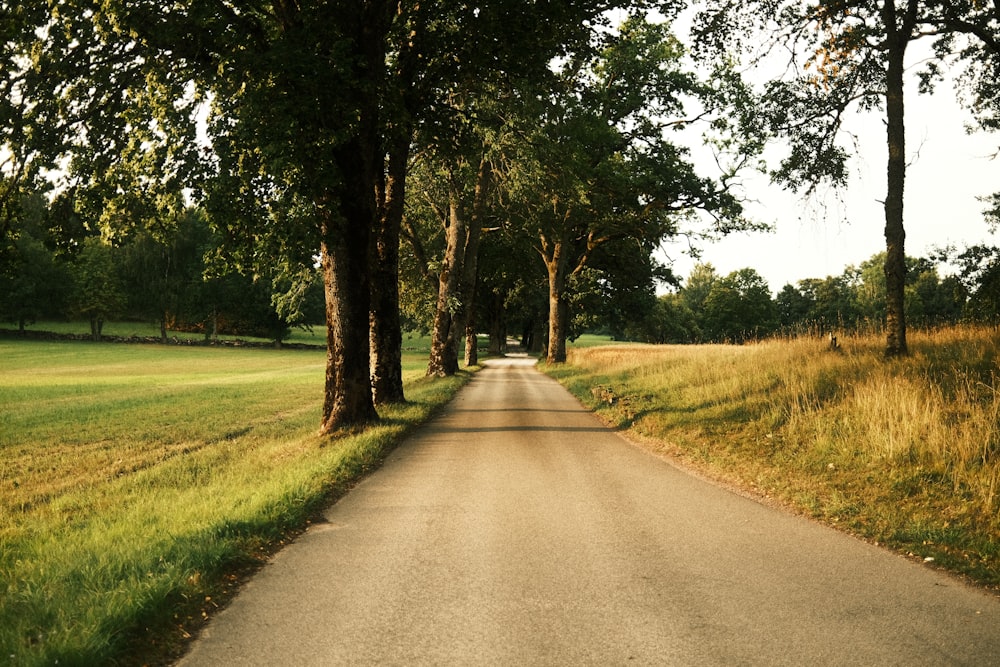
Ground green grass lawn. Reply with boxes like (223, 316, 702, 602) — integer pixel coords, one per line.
(0, 336, 464, 666)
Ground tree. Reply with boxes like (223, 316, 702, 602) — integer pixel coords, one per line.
(8, 1, 638, 433)
(629, 292, 700, 343)
(694, 1, 1000, 357)
(70, 237, 126, 341)
(505, 14, 753, 363)
(701, 268, 776, 343)
(119, 207, 210, 343)
(682, 262, 720, 319)
(945, 244, 1000, 322)
(775, 283, 813, 330)
(423, 153, 494, 377)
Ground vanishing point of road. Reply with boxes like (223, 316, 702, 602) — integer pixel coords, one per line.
(180, 356, 1000, 666)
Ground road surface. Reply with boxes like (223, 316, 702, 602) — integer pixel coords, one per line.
(180, 356, 1000, 666)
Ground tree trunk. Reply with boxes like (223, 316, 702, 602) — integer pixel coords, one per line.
(465, 318, 478, 366)
(458, 164, 490, 367)
(883, 1, 908, 357)
(318, 1, 386, 433)
(370, 134, 408, 405)
(427, 194, 465, 377)
(427, 157, 491, 376)
(320, 202, 379, 433)
(487, 293, 506, 356)
(544, 242, 569, 364)
(159, 312, 168, 344)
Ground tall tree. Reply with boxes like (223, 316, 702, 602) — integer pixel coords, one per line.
(701, 267, 776, 343)
(6, 1, 636, 433)
(424, 154, 493, 376)
(506, 14, 754, 363)
(694, 0, 1000, 356)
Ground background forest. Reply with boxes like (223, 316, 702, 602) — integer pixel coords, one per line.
(2, 186, 997, 348)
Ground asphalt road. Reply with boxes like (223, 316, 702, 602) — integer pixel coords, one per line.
(179, 356, 1000, 666)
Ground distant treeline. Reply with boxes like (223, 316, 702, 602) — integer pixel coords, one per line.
(613, 249, 1000, 345)
(0, 197, 324, 343)
(3, 190, 999, 348)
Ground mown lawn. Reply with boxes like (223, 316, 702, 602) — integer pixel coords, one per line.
(0, 336, 469, 666)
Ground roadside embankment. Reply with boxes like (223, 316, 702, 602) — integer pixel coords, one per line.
(544, 326, 1000, 590)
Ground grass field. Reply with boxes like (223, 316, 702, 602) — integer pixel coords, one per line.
(2, 319, 329, 346)
(546, 325, 1000, 590)
(0, 334, 470, 666)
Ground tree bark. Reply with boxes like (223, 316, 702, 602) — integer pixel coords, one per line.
(487, 291, 506, 356)
(883, 0, 909, 357)
(458, 161, 490, 367)
(320, 195, 378, 433)
(370, 134, 409, 405)
(427, 195, 465, 377)
(543, 239, 569, 364)
(318, 1, 387, 433)
(465, 317, 478, 366)
(427, 157, 491, 376)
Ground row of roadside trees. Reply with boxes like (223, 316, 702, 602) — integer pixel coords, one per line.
(5, 1, 1000, 433)
(7, 176, 998, 352)
(2, 4, 765, 434)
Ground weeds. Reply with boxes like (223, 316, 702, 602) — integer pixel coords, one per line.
(550, 325, 1000, 588)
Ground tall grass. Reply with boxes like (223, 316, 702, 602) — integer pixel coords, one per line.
(547, 325, 1000, 587)
(0, 337, 467, 665)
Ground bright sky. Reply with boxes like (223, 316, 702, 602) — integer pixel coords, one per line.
(662, 85, 1000, 294)
(655, 22, 1000, 295)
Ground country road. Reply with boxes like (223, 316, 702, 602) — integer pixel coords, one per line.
(179, 356, 1000, 666)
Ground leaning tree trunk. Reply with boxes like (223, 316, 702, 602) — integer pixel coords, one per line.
(370, 134, 409, 405)
(458, 160, 490, 367)
(883, 5, 908, 357)
(427, 196, 466, 377)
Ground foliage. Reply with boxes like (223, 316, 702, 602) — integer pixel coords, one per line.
(498, 13, 760, 362)
(701, 268, 776, 343)
(693, 0, 1000, 357)
(0, 194, 69, 329)
(69, 237, 126, 341)
(623, 250, 979, 346)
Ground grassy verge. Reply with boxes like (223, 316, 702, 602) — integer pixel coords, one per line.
(0, 337, 470, 666)
(545, 325, 1000, 590)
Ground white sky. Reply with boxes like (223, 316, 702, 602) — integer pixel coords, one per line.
(653, 15, 1000, 295)
(662, 84, 1000, 293)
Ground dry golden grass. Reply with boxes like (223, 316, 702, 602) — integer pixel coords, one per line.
(548, 325, 1000, 587)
